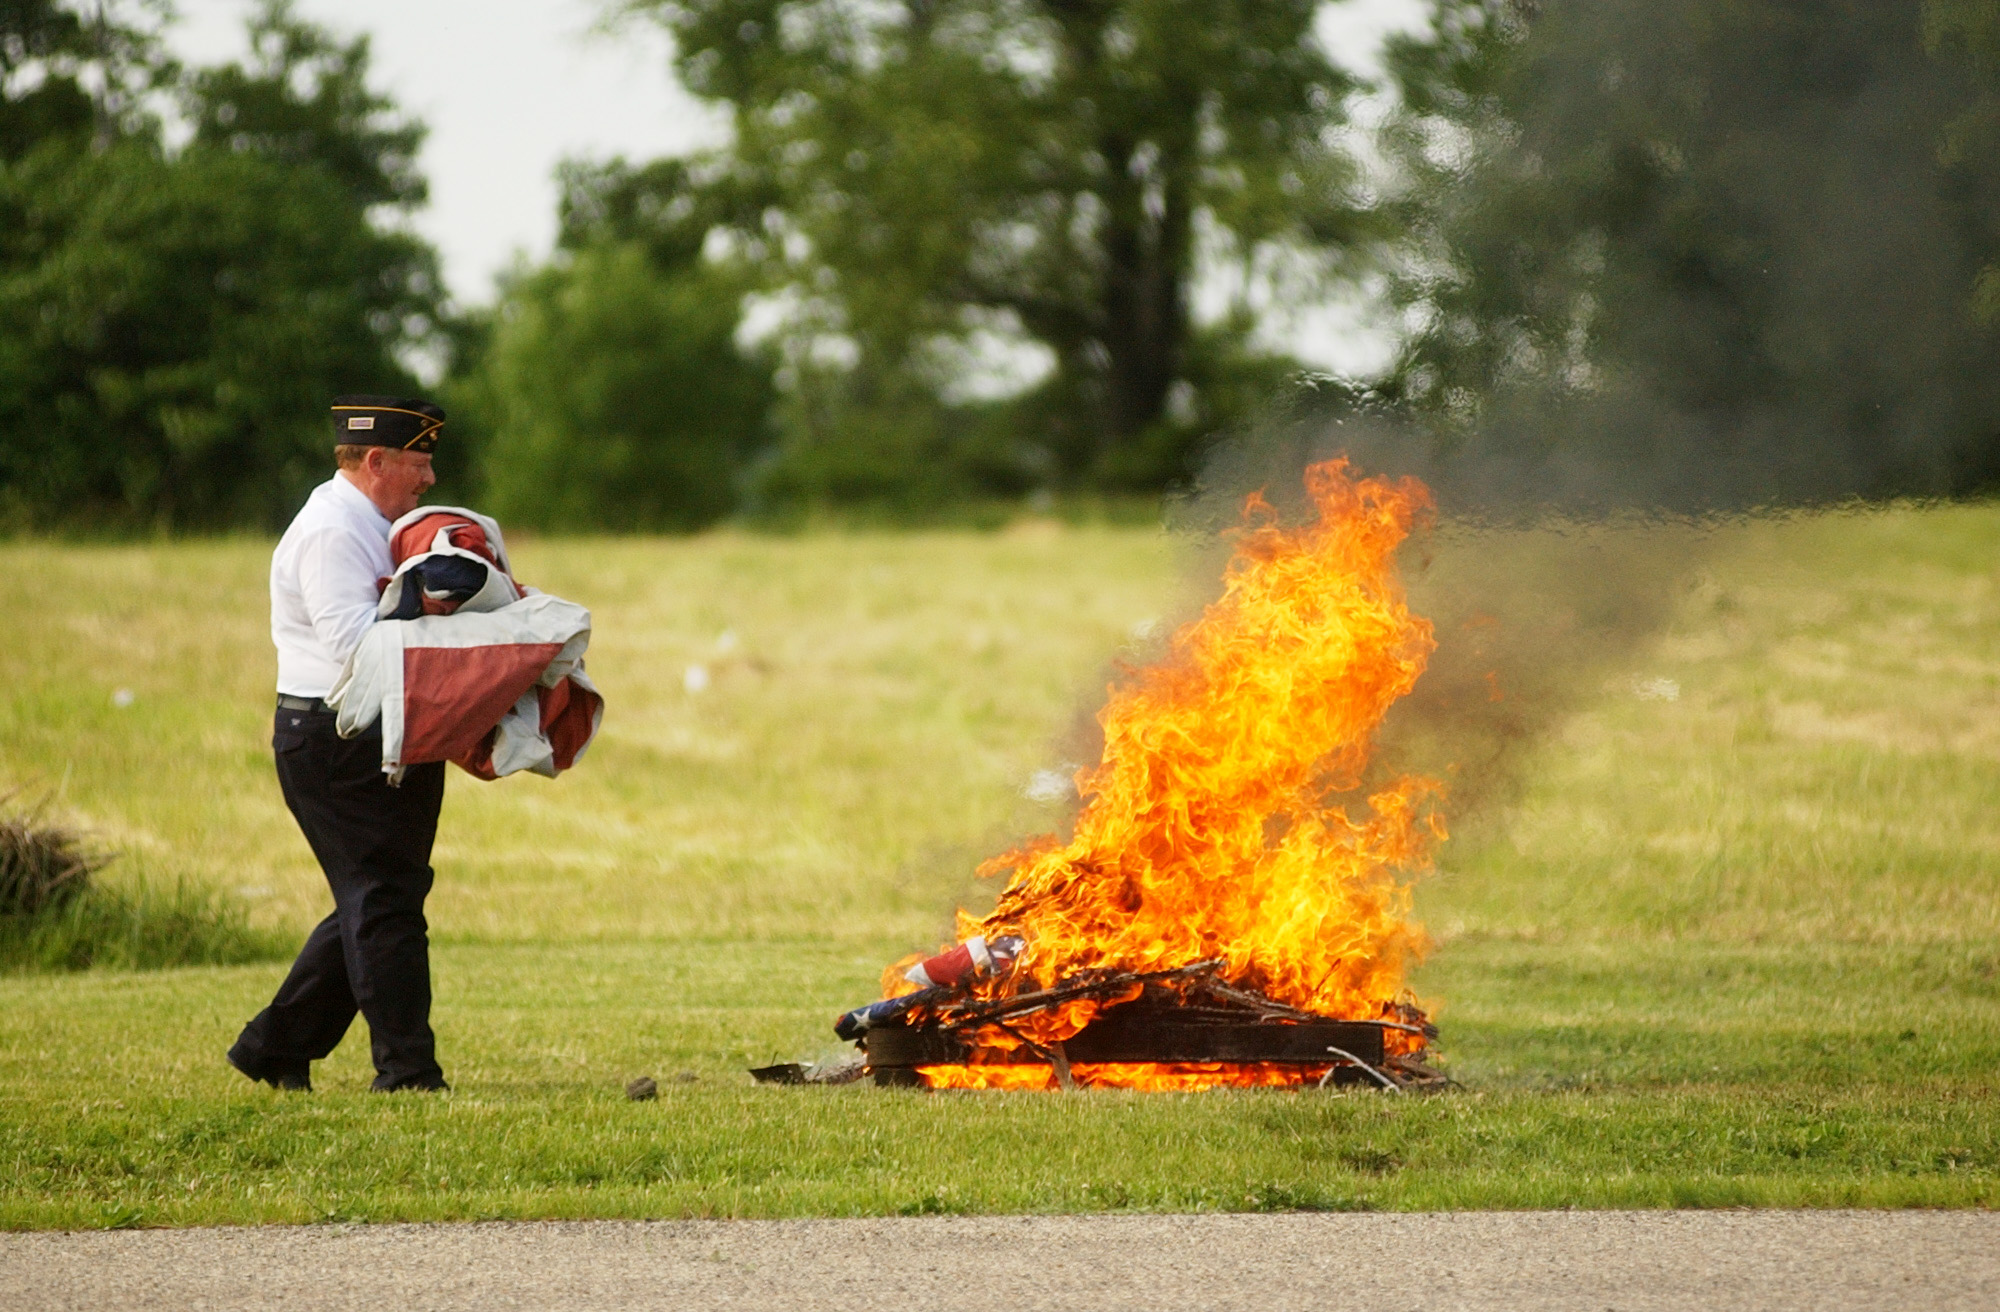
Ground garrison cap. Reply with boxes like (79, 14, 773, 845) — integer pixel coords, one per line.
(331, 395, 446, 453)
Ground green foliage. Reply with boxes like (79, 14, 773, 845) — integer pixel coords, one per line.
(470, 242, 773, 532)
(0, 0, 441, 532)
(1927, 0, 2000, 325)
(0, 143, 437, 530)
(622, 0, 1377, 501)
(0, 0, 164, 162)
(1377, 0, 2000, 510)
(0, 0, 97, 158)
(556, 154, 762, 272)
(182, 0, 427, 211)
(438, 154, 779, 532)
(748, 364, 993, 516)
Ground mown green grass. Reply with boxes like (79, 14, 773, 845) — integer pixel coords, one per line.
(1, 506, 1996, 1225)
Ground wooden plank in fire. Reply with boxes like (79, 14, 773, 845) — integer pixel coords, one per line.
(863, 1007, 1390, 1068)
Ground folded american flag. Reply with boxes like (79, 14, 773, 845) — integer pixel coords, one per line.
(327, 506, 604, 783)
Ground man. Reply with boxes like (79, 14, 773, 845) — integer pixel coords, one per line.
(227, 395, 451, 1093)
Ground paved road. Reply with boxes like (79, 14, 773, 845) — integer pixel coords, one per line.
(5, 1211, 1996, 1311)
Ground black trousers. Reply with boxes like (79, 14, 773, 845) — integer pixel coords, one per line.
(230, 705, 448, 1090)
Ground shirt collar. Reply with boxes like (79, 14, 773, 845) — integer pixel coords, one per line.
(329, 471, 392, 532)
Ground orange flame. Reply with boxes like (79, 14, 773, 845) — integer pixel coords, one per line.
(898, 459, 1445, 1085)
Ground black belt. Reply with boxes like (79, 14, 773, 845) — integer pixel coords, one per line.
(276, 694, 335, 713)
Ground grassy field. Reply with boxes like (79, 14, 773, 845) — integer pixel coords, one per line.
(1, 504, 1996, 1226)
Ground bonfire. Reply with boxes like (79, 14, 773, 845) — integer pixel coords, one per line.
(820, 459, 1448, 1091)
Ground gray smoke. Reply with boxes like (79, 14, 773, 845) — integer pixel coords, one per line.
(1176, 417, 1728, 830)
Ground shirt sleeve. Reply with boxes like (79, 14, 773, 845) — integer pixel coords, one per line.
(294, 524, 384, 669)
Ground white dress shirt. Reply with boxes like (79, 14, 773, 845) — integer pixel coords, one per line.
(271, 474, 393, 698)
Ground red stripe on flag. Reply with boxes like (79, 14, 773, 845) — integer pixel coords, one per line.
(401, 642, 562, 763)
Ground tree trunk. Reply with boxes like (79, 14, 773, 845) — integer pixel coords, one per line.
(1090, 134, 1193, 474)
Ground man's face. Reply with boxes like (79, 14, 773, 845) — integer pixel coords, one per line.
(365, 448, 435, 520)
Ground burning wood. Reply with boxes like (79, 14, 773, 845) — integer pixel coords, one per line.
(849, 959, 1447, 1090)
(805, 460, 1448, 1092)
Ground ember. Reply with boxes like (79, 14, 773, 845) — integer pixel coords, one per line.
(835, 459, 1447, 1091)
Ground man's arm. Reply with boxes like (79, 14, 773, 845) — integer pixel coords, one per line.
(295, 526, 386, 672)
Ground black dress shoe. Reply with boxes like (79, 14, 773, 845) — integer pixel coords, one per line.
(226, 1047, 312, 1092)
(372, 1074, 450, 1093)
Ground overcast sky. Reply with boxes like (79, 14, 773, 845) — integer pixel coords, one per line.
(170, 0, 1430, 372)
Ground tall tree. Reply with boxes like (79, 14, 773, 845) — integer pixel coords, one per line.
(0, 0, 162, 162)
(1927, 0, 2000, 324)
(470, 239, 774, 532)
(182, 0, 426, 211)
(438, 154, 776, 532)
(1375, 0, 2000, 510)
(0, 0, 443, 529)
(624, 0, 1377, 496)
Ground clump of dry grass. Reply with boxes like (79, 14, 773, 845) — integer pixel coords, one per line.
(0, 795, 111, 917)
(0, 795, 283, 973)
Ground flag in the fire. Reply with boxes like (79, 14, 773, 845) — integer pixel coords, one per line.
(833, 936, 1024, 1040)
(833, 990, 937, 1042)
(902, 935, 1023, 989)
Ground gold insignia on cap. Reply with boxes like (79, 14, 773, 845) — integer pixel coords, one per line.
(329, 398, 444, 453)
